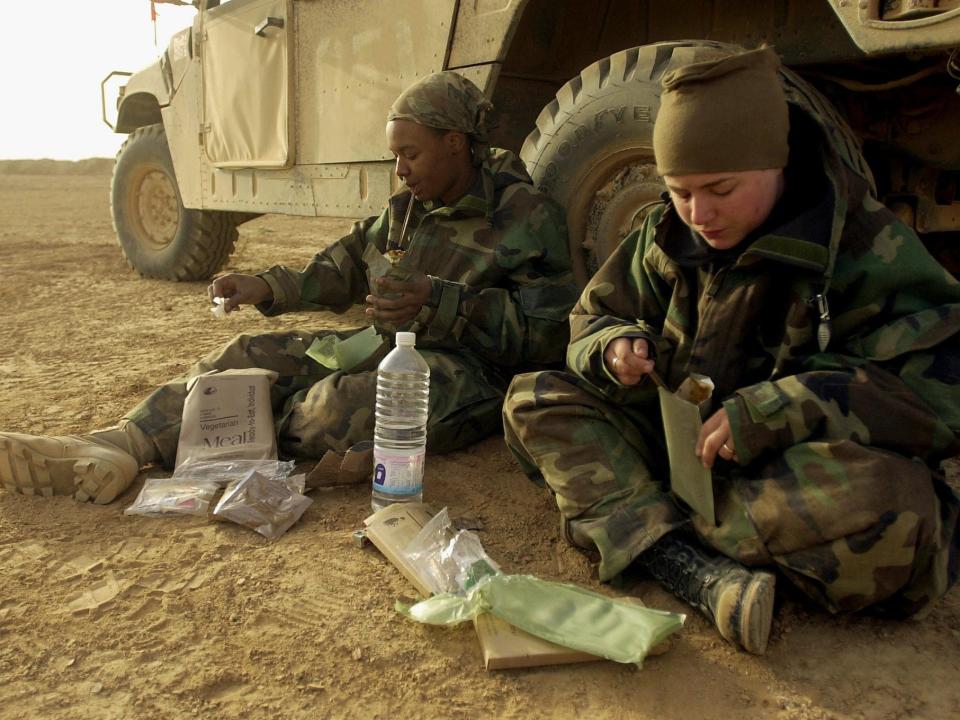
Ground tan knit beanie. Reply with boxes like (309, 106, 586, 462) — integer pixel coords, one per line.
(653, 47, 789, 176)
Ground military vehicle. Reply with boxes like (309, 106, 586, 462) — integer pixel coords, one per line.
(103, 0, 960, 286)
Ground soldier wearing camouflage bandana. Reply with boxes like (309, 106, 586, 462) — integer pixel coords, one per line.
(388, 71, 494, 166)
(0, 72, 577, 504)
(504, 47, 960, 654)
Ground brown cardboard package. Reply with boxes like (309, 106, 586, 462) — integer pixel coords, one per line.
(175, 368, 279, 468)
(363, 503, 601, 670)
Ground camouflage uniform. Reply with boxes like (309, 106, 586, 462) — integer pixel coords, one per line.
(129, 147, 576, 468)
(504, 112, 960, 617)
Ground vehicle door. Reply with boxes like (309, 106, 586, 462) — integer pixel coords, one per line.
(200, 0, 292, 168)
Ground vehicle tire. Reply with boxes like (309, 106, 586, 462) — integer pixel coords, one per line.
(521, 41, 736, 288)
(110, 123, 239, 281)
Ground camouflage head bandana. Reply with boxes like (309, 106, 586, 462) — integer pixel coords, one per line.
(388, 71, 494, 162)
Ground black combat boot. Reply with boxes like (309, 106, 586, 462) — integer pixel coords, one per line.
(637, 533, 776, 654)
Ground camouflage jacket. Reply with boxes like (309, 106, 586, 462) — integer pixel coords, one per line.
(257, 149, 577, 368)
(569, 125, 960, 469)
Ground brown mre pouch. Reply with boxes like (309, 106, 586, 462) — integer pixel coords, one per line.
(175, 368, 279, 468)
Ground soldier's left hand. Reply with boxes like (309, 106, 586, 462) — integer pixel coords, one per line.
(365, 272, 433, 325)
(696, 407, 739, 469)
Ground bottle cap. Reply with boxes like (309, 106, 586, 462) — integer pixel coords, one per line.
(396, 331, 416, 346)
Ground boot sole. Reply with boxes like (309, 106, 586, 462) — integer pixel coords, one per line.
(0, 436, 136, 504)
(732, 571, 776, 655)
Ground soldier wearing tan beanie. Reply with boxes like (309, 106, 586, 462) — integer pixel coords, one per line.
(504, 42, 960, 658)
(653, 47, 790, 176)
(651, 47, 791, 252)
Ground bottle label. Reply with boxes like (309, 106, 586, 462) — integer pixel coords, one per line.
(373, 447, 425, 495)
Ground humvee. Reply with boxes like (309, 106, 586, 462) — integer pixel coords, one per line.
(104, 0, 960, 287)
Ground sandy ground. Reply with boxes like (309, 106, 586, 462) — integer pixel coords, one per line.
(0, 173, 958, 720)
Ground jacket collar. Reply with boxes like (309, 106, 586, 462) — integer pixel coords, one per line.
(385, 148, 533, 242)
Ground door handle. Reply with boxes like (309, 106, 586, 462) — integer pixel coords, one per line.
(254, 16, 284, 36)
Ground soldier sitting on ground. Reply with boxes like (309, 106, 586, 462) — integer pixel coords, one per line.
(503, 47, 960, 654)
(0, 72, 577, 504)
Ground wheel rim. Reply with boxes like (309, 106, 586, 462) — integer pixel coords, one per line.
(565, 145, 664, 286)
(128, 164, 180, 252)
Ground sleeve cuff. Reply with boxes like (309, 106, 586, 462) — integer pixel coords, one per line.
(724, 383, 793, 467)
(418, 279, 466, 341)
(598, 332, 657, 385)
(723, 396, 756, 466)
(734, 381, 790, 422)
(426, 275, 445, 309)
(254, 271, 287, 317)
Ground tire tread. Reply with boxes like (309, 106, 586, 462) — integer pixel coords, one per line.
(111, 124, 238, 281)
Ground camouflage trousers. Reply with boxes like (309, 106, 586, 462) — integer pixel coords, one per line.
(503, 370, 960, 617)
(126, 328, 507, 469)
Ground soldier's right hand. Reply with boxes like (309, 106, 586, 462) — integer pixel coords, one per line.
(604, 337, 654, 385)
(207, 274, 273, 313)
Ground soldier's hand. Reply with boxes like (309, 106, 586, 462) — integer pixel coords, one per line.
(208, 273, 273, 313)
(604, 337, 654, 385)
(365, 272, 432, 325)
(697, 407, 738, 468)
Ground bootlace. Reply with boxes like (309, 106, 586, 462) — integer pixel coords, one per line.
(643, 541, 706, 606)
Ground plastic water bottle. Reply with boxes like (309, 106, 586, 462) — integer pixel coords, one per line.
(371, 331, 430, 511)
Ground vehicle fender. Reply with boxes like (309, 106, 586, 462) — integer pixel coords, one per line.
(830, 2, 960, 53)
(117, 61, 170, 133)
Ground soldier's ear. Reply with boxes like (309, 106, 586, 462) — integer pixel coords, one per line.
(444, 131, 468, 155)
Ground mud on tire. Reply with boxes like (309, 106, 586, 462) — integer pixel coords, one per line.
(110, 124, 239, 281)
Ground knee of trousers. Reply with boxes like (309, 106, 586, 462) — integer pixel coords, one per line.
(503, 370, 583, 430)
(282, 372, 377, 456)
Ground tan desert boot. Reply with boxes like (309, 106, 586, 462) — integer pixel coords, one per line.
(636, 533, 776, 654)
(305, 441, 374, 489)
(701, 559, 776, 654)
(0, 432, 140, 504)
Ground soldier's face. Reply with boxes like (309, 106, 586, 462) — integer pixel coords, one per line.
(664, 169, 786, 250)
(387, 120, 469, 204)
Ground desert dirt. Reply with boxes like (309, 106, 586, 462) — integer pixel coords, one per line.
(0, 172, 958, 720)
